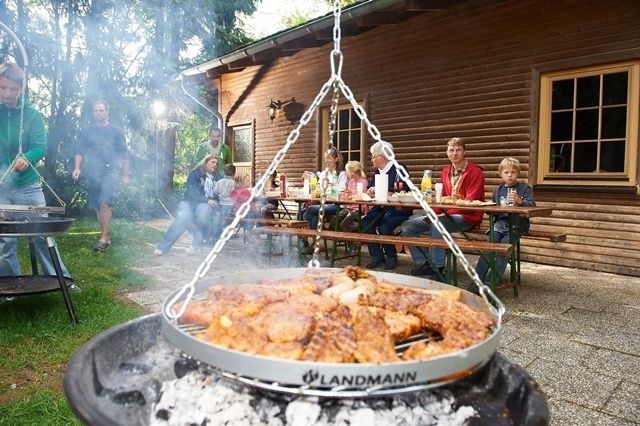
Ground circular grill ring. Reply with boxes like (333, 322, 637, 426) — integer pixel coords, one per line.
(0, 217, 74, 236)
(162, 268, 502, 397)
(0, 275, 75, 296)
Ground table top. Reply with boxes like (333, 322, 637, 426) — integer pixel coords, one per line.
(278, 196, 552, 218)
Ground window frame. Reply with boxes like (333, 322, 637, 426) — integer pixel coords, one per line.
(536, 61, 639, 187)
(229, 122, 254, 182)
(320, 102, 365, 165)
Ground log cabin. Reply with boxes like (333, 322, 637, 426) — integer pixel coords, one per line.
(179, 0, 640, 277)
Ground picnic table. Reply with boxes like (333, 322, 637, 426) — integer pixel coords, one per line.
(262, 195, 555, 294)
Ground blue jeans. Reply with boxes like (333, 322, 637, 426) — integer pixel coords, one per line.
(361, 206, 411, 262)
(400, 215, 431, 264)
(400, 214, 472, 267)
(476, 231, 512, 284)
(156, 201, 213, 253)
(212, 204, 235, 240)
(303, 204, 338, 229)
(0, 182, 70, 277)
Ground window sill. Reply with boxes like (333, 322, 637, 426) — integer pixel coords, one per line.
(533, 184, 636, 193)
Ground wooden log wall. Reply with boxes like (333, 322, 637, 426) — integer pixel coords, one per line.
(217, 0, 640, 277)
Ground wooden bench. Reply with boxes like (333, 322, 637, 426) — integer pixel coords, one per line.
(225, 216, 308, 228)
(464, 227, 566, 243)
(253, 226, 512, 286)
(461, 226, 566, 293)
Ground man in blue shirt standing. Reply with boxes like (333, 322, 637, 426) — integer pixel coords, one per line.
(72, 100, 129, 251)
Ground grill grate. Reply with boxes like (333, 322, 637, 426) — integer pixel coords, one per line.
(162, 268, 502, 399)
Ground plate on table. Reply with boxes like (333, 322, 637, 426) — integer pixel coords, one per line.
(354, 193, 373, 202)
(398, 195, 418, 203)
(455, 200, 496, 206)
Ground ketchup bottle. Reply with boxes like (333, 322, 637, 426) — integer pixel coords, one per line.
(280, 174, 287, 197)
(394, 174, 403, 192)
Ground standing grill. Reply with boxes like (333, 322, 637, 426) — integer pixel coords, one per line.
(0, 214, 77, 323)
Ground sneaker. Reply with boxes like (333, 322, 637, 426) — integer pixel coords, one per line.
(410, 262, 435, 276)
(366, 259, 385, 269)
(93, 240, 111, 252)
(153, 249, 164, 256)
(69, 283, 82, 293)
(385, 257, 398, 270)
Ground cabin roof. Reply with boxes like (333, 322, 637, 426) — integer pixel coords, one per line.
(180, 0, 462, 81)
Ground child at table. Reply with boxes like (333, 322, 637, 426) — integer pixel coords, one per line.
(475, 157, 535, 285)
(337, 160, 369, 232)
(230, 173, 262, 241)
(210, 164, 237, 241)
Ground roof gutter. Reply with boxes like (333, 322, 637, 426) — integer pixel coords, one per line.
(179, 0, 404, 78)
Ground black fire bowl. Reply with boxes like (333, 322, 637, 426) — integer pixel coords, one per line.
(64, 314, 549, 426)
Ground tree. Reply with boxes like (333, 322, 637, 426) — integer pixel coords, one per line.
(0, 0, 259, 214)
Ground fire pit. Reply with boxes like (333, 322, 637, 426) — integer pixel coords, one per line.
(64, 313, 549, 425)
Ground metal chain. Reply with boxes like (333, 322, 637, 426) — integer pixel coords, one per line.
(312, 80, 342, 265)
(168, 0, 504, 322)
(167, 76, 338, 319)
(336, 77, 504, 319)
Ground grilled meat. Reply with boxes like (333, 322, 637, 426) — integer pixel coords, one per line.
(302, 306, 357, 363)
(180, 267, 494, 364)
(351, 307, 399, 363)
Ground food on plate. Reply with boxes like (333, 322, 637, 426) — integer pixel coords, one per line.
(456, 199, 484, 206)
(177, 266, 494, 364)
(354, 192, 372, 201)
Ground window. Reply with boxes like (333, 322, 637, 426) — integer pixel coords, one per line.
(321, 104, 364, 163)
(537, 62, 639, 186)
(231, 124, 253, 181)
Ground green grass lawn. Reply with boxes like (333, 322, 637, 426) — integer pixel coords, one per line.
(0, 218, 163, 425)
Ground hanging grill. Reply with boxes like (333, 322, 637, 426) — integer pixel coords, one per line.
(162, 268, 501, 398)
(160, 0, 505, 398)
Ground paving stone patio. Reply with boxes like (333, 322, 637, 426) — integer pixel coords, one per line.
(127, 219, 640, 425)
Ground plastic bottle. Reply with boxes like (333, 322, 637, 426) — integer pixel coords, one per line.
(330, 173, 339, 198)
(280, 174, 287, 197)
(421, 170, 432, 201)
(394, 174, 403, 192)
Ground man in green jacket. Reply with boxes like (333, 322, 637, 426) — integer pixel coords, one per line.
(0, 62, 69, 277)
(195, 126, 231, 174)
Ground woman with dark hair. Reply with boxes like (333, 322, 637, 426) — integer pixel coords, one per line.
(302, 147, 348, 229)
(154, 154, 221, 255)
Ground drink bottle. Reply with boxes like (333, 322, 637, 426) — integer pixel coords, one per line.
(421, 170, 432, 201)
(330, 174, 339, 198)
(280, 174, 287, 197)
(394, 174, 403, 192)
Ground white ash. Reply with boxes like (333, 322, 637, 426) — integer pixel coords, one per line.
(150, 370, 477, 426)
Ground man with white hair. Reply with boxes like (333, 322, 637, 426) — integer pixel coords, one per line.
(360, 141, 410, 270)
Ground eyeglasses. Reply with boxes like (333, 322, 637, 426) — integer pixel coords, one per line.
(371, 154, 382, 160)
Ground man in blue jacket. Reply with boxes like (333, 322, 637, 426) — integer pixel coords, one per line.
(361, 141, 410, 270)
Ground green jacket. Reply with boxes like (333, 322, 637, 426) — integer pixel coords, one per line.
(0, 99, 47, 188)
(195, 142, 232, 174)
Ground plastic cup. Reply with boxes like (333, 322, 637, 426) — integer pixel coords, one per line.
(435, 183, 443, 203)
(507, 188, 517, 206)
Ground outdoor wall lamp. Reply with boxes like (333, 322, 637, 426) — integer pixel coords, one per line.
(267, 97, 295, 121)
